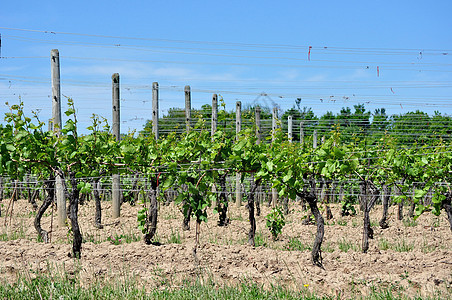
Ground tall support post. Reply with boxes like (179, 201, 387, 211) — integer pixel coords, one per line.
(211, 94, 219, 207)
(236, 101, 242, 136)
(235, 101, 242, 207)
(51, 49, 62, 132)
(112, 73, 121, 218)
(112, 73, 120, 140)
(271, 107, 278, 207)
(51, 49, 66, 226)
(272, 107, 278, 139)
(300, 121, 304, 144)
(152, 82, 159, 139)
(211, 94, 218, 137)
(288, 115, 293, 142)
(185, 85, 191, 132)
(255, 106, 262, 207)
(313, 129, 318, 149)
(296, 121, 304, 204)
(255, 106, 262, 143)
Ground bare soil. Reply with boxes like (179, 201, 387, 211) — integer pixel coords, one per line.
(0, 198, 451, 298)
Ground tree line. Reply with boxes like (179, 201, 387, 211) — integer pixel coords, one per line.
(141, 101, 452, 145)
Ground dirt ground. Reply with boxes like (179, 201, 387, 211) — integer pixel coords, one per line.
(0, 197, 451, 298)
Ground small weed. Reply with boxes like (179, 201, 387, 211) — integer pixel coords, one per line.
(399, 271, 409, 280)
(36, 234, 44, 243)
(151, 267, 169, 287)
(83, 232, 103, 244)
(338, 238, 360, 252)
(322, 242, 335, 253)
(378, 238, 390, 251)
(431, 217, 441, 228)
(151, 233, 161, 245)
(107, 234, 124, 245)
(370, 220, 379, 227)
(337, 219, 347, 226)
(208, 233, 219, 245)
(266, 206, 285, 241)
(23, 210, 37, 218)
(254, 232, 268, 247)
(231, 213, 244, 222)
(163, 210, 178, 220)
(378, 238, 414, 252)
(402, 218, 417, 227)
(0, 222, 27, 241)
(107, 232, 140, 245)
(341, 198, 356, 216)
(421, 239, 436, 253)
(393, 239, 414, 252)
(166, 228, 181, 244)
(285, 237, 311, 251)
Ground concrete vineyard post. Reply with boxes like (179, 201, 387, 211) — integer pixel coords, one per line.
(51, 49, 62, 133)
(211, 94, 218, 137)
(255, 106, 262, 143)
(51, 49, 66, 227)
(112, 73, 121, 219)
(211, 94, 218, 207)
(236, 101, 242, 207)
(300, 121, 304, 144)
(288, 115, 293, 142)
(112, 73, 120, 140)
(313, 130, 318, 149)
(152, 82, 159, 139)
(271, 107, 278, 207)
(185, 85, 191, 132)
(255, 106, 263, 206)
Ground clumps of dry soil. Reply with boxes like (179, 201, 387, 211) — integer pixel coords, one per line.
(0, 198, 451, 298)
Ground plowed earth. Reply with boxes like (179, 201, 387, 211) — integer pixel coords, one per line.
(0, 197, 451, 298)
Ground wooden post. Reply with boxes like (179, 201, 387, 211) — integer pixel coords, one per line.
(255, 106, 263, 208)
(211, 94, 218, 137)
(313, 130, 318, 149)
(152, 82, 159, 139)
(112, 73, 121, 218)
(51, 49, 66, 227)
(51, 49, 62, 133)
(236, 101, 242, 137)
(272, 107, 278, 139)
(300, 121, 304, 144)
(271, 107, 278, 207)
(185, 85, 191, 132)
(236, 101, 242, 207)
(211, 94, 218, 206)
(296, 120, 304, 204)
(255, 106, 262, 143)
(112, 73, 120, 140)
(288, 115, 293, 142)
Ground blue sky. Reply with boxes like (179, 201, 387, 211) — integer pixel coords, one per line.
(1, 0, 451, 134)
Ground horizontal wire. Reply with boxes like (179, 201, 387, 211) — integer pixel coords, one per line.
(2, 26, 451, 54)
(4, 35, 452, 67)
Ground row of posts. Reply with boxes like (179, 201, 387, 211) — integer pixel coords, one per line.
(50, 49, 319, 225)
